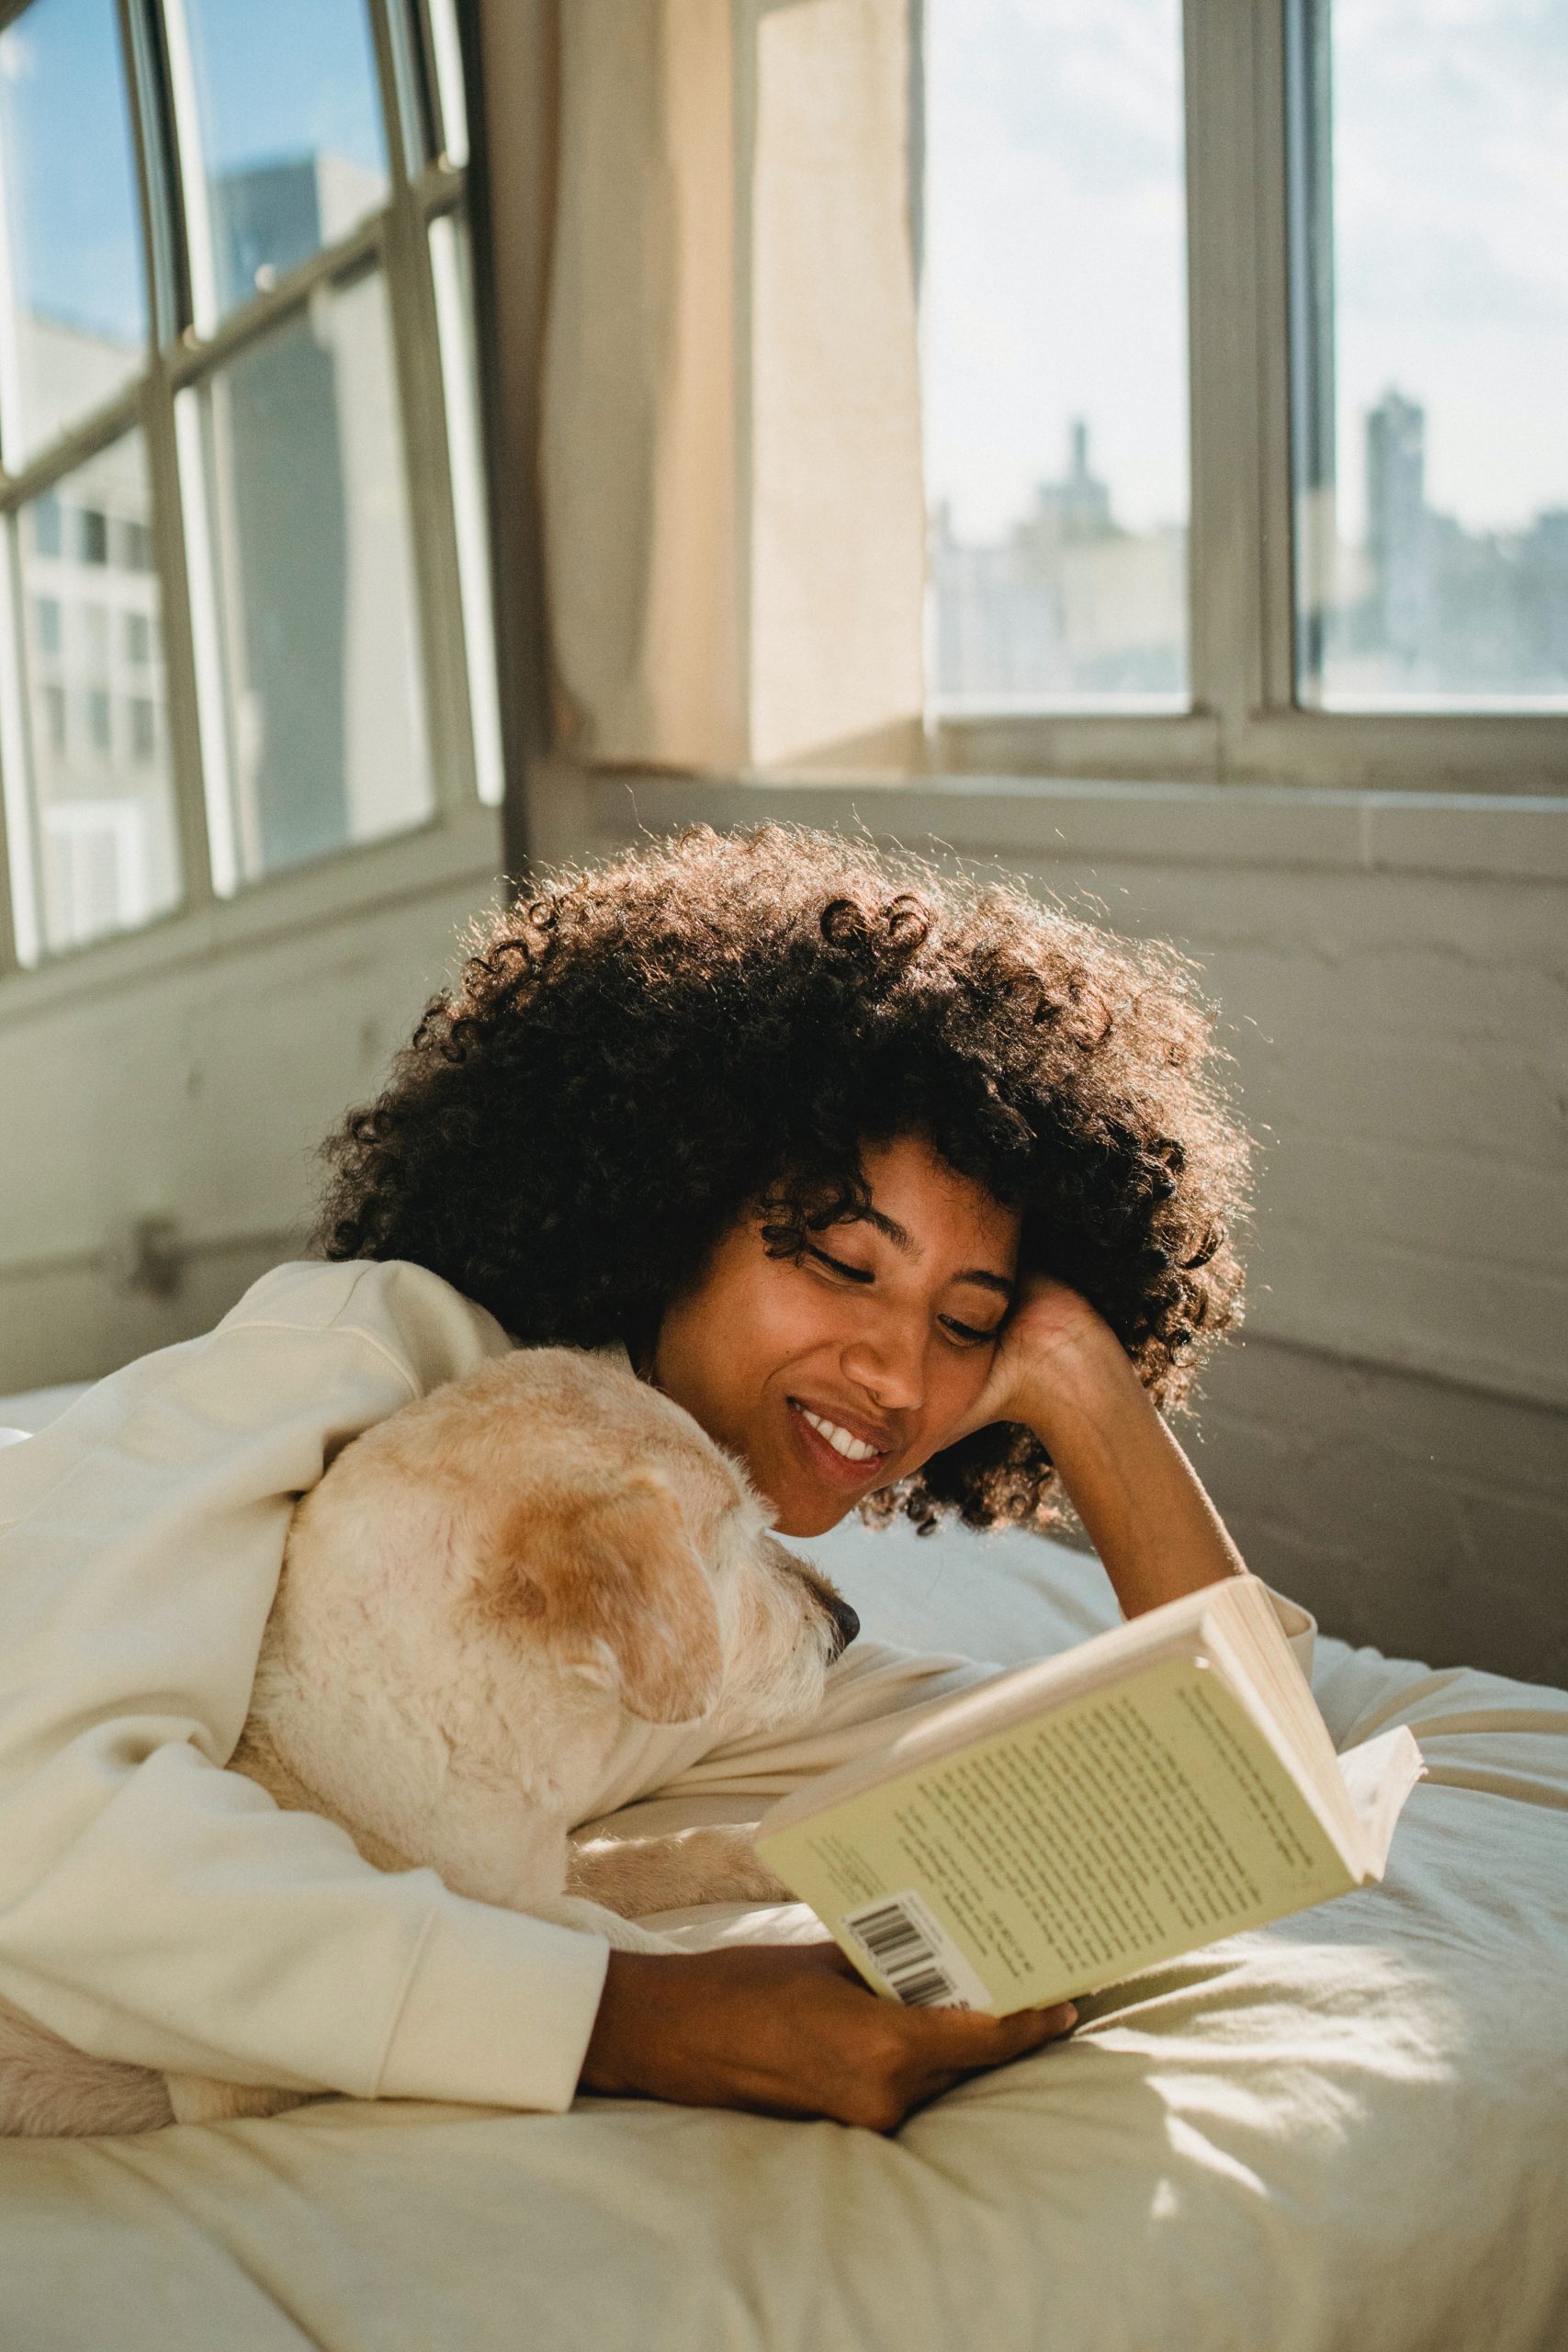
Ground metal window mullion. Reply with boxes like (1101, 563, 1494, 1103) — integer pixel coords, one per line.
(385, 0, 439, 176)
(369, 0, 479, 820)
(0, 746, 17, 971)
(1181, 0, 1270, 769)
(1253, 0, 1302, 717)
(0, 508, 39, 966)
(141, 354, 216, 912)
(115, 0, 214, 916)
(385, 194, 480, 820)
(164, 218, 388, 391)
(411, 164, 465, 225)
(158, 0, 219, 337)
(420, 0, 472, 168)
(119, 0, 191, 348)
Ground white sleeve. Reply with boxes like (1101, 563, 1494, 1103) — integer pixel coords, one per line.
(0, 1261, 607, 2114)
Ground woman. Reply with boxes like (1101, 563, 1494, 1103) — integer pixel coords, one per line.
(0, 826, 1285, 2136)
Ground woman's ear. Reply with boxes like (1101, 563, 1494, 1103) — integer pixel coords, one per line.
(491, 1472, 726, 1724)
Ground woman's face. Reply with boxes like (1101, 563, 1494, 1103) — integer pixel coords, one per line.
(652, 1134, 1021, 1536)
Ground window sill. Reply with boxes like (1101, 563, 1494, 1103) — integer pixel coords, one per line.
(0, 802, 505, 1028)
(528, 758, 1568, 888)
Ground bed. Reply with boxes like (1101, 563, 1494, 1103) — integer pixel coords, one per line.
(3, 1387, 1565, 2352)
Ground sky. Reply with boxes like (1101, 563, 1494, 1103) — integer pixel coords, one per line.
(923, 0, 1568, 544)
(0, 0, 384, 345)
(922, 0, 1190, 541)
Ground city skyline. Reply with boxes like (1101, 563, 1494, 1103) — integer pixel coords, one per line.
(931, 395, 1568, 704)
(923, 0, 1568, 548)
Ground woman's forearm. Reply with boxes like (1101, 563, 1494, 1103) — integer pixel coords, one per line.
(1017, 1329, 1247, 1620)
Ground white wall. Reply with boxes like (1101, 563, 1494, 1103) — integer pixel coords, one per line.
(0, 809, 503, 1391)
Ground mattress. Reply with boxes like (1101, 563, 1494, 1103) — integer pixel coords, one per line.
(3, 1425, 1565, 2351)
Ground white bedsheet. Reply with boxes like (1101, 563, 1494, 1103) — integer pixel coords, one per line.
(2, 1421, 1565, 2351)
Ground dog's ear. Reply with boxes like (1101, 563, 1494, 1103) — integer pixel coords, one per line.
(497, 1471, 725, 1725)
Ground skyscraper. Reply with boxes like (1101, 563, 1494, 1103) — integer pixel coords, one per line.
(1365, 390, 1428, 668)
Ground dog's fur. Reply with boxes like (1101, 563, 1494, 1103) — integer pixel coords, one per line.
(0, 1350, 852, 2136)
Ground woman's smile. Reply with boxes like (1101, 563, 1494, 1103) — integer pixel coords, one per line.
(785, 1397, 894, 1487)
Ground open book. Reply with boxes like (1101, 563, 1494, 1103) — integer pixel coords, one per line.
(756, 1576, 1424, 2015)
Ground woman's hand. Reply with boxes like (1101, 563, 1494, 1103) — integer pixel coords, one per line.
(945, 1272, 1118, 1448)
(580, 1942, 1076, 2132)
(943, 1270, 1248, 1619)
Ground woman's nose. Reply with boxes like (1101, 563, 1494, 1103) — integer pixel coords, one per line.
(842, 1322, 924, 1411)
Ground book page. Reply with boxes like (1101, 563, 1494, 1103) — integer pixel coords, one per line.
(759, 1657, 1355, 2013)
(1337, 1726, 1427, 1875)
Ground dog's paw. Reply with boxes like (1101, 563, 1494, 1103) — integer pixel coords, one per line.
(165, 2073, 314, 2125)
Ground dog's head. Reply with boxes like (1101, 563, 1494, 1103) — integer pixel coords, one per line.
(454, 1351, 859, 1736)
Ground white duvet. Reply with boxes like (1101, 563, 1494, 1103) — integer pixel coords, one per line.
(2, 1472, 1565, 2351)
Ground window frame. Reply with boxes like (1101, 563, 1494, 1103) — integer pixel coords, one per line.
(919, 0, 1568, 800)
(0, 0, 501, 981)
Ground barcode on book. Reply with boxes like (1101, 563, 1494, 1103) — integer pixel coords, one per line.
(842, 1890, 991, 2011)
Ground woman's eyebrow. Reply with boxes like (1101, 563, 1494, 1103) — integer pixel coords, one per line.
(854, 1204, 915, 1251)
(952, 1270, 1015, 1300)
(857, 1207, 1016, 1299)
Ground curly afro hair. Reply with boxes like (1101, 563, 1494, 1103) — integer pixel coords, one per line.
(315, 823, 1251, 1532)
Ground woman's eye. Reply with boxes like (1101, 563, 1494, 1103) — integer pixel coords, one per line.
(805, 1245, 873, 1284)
(941, 1317, 1003, 1347)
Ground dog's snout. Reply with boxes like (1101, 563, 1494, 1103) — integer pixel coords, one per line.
(823, 1591, 860, 1659)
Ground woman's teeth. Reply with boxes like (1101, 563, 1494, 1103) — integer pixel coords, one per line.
(798, 1408, 881, 1464)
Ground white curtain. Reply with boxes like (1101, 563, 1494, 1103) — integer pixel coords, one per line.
(539, 0, 926, 773)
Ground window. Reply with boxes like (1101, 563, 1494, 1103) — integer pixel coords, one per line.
(129, 695, 157, 762)
(924, 0, 1190, 709)
(12, 434, 180, 952)
(0, 0, 149, 468)
(191, 271, 432, 878)
(77, 508, 109, 564)
(175, 0, 390, 326)
(29, 494, 62, 558)
(0, 0, 498, 969)
(1290, 0, 1568, 710)
(919, 0, 1566, 791)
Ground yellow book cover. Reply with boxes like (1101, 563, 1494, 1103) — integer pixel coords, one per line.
(757, 1598, 1422, 2014)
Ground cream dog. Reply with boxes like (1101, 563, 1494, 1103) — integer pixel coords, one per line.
(0, 1348, 856, 2136)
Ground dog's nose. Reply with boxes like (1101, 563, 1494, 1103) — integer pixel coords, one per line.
(824, 1592, 861, 1658)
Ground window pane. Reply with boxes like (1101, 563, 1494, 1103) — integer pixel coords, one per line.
(15, 430, 181, 954)
(1292, 4, 1568, 709)
(190, 271, 432, 883)
(923, 0, 1190, 707)
(177, 0, 389, 322)
(0, 0, 148, 467)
